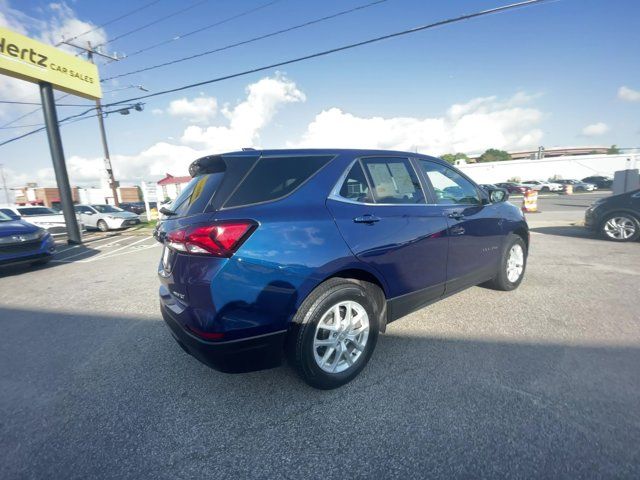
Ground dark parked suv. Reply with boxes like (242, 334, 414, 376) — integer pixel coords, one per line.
(585, 189, 640, 241)
(156, 149, 529, 389)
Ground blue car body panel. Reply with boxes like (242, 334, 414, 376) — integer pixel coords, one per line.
(0, 219, 55, 266)
(156, 149, 528, 371)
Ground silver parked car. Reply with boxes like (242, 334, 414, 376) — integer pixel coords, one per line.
(74, 204, 141, 232)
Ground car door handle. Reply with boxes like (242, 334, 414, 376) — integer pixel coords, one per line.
(448, 212, 465, 220)
(353, 214, 381, 224)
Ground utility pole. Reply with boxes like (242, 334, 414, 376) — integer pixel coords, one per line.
(63, 41, 121, 206)
(0, 163, 10, 204)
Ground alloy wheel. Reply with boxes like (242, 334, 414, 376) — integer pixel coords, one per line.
(313, 300, 370, 373)
(506, 244, 524, 283)
(603, 216, 636, 240)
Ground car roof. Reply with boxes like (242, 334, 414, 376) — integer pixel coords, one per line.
(221, 148, 448, 164)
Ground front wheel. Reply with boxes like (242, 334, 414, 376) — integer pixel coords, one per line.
(287, 278, 379, 389)
(600, 213, 640, 242)
(485, 234, 527, 291)
(97, 220, 109, 232)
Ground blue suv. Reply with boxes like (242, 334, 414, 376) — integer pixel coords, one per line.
(156, 149, 528, 389)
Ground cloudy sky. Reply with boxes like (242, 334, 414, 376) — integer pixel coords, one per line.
(0, 0, 638, 189)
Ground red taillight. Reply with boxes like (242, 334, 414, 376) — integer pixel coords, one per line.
(166, 221, 256, 257)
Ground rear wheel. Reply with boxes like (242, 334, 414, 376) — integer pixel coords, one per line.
(485, 234, 527, 291)
(287, 278, 379, 389)
(97, 220, 109, 232)
(600, 213, 640, 242)
(541, 186, 550, 193)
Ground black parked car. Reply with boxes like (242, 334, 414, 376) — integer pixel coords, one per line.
(585, 189, 640, 242)
(582, 176, 613, 189)
(120, 201, 156, 214)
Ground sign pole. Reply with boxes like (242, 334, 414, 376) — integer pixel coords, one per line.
(39, 81, 82, 244)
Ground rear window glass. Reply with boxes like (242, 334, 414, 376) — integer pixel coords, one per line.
(17, 207, 56, 215)
(225, 155, 333, 208)
(170, 173, 224, 217)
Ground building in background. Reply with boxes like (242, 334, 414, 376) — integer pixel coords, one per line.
(12, 184, 140, 209)
(157, 173, 190, 202)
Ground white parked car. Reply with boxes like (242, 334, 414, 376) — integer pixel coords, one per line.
(74, 204, 141, 232)
(520, 180, 564, 192)
(0, 205, 85, 236)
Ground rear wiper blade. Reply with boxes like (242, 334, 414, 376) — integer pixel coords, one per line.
(159, 206, 177, 216)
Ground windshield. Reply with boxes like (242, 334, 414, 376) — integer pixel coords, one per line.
(92, 205, 124, 213)
(17, 207, 57, 216)
(0, 211, 12, 222)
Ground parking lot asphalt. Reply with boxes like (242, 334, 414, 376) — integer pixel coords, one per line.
(1, 200, 639, 479)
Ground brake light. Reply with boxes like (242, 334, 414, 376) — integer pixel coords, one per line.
(166, 221, 257, 257)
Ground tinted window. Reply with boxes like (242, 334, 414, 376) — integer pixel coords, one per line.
(338, 162, 372, 203)
(0, 209, 15, 220)
(361, 157, 425, 204)
(419, 160, 480, 205)
(17, 207, 56, 216)
(171, 173, 224, 217)
(74, 206, 94, 214)
(225, 155, 332, 208)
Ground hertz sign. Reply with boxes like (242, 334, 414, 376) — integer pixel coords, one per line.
(0, 27, 101, 100)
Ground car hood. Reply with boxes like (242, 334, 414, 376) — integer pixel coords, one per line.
(0, 219, 40, 236)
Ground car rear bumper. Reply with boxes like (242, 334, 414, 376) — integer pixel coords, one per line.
(160, 299, 286, 373)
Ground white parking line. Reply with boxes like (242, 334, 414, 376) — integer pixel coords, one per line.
(55, 234, 132, 255)
(54, 236, 136, 260)
(82, 236, 154, 263)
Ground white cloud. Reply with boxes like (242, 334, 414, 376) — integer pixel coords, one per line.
(6, 75, 305, 187)
(581, 122, 609, 137)
(290, 92, 544, 155)
(0, 1, 107, 120)
(167, 96, 217, 123)
(618, 86, 640, 102)
(181, 74, 305, 151)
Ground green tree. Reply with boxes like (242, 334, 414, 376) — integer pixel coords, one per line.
(478, 148, 511, 163)
(440, 152, 469, 164)
(606, 144, 620, 154)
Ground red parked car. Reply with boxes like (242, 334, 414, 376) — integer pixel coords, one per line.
(496, 182, 527, 194)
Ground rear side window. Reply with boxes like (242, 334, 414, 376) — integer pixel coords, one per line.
(170, 173, 224, 217)
(338, 162, 372, 203)
(361, 157, 425, 204)
(225, 155, 333, 208)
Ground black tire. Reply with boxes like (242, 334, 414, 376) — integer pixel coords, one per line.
(97, 220, 109, 232)
(541, 187, 550, 193)
(286, 278, 380, 390)
(599, 212, 640, 242)
(485, 234, 527, 291)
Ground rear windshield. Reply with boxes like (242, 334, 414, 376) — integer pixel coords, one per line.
(224, 155, 333, 208)
(169, 173, 225, 217)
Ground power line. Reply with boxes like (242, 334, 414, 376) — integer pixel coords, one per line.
(93, 0, 209, 49)
(0, 93, 71, 129)
(0, 0, 554, 148)
(104, 0, 552, 108)
(0, 100, 94, 107)
(0, 104, 141, 129)
(0, 104, 145, 147)
(118, 0, 282, 60)
(103, 0, 389, 81)
(57, 0, 164, 45)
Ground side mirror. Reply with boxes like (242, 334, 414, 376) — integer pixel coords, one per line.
(489, 188, 509, 203)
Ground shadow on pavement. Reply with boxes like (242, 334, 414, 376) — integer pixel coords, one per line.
(1, 306, 638, 478)
(530, 225, 598, 239)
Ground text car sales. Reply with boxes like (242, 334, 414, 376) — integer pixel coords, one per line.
(0, 36, 95, 84)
